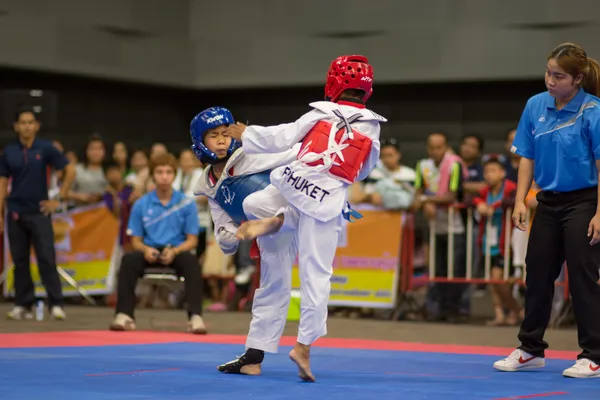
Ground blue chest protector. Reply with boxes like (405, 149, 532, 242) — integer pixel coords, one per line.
(214, 170, 272, 225)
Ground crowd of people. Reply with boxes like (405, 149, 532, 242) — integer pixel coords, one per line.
(347, 128, 537, 325)
(1, 110, 540, 328)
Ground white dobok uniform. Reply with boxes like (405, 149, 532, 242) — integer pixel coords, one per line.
(241, 100, 386, 346)
(193, 146, 301, 353)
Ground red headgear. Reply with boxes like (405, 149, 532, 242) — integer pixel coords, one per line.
(324, 55, 373, 103)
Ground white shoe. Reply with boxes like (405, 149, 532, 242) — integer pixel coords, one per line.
(6, 306, 33, 320)
(188, 314, 207, 334)
(493, 349, 545, 372)
(109, 313, 136, 331)
(51, 306, 67, 320)
(234, 265, 256, 285)
(562, 358, 600, 378)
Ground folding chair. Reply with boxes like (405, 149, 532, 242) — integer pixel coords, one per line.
(139, 267, 185, 309)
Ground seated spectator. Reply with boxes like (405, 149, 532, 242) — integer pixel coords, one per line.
(102, 160, 134, 248)
(110, 153, 206, 334)
(69, 135, 107, 205)
(472, 157, 521, 326)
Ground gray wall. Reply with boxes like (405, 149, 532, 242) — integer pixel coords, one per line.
(1, 0, 599, 88)
(0, 68, 541, 168)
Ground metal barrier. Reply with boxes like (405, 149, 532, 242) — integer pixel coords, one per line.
(400, 205, 569, 297)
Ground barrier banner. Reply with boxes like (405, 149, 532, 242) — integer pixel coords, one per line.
(291, 208, 402, 309)
(3, 203, 121, 297)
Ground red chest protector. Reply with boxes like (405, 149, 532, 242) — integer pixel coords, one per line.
(297, 117, 373, 184)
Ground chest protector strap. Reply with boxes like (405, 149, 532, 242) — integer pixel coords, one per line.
(297, 110, 372, 184)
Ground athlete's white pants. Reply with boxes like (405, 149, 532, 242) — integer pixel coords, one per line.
(275, 191, 342, 346)
(242, 185, 297, 353)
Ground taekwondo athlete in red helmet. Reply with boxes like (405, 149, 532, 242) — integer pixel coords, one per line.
(227, 55, 386, 382)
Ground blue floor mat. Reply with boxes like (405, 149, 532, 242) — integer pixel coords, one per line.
(0, 343, 596, 400)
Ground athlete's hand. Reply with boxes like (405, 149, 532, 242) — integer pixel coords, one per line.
(216, 227, 239, 253)
(512, 201, 528, 231)
(588, 213, 600, 246)
(226, 122, 246, 141)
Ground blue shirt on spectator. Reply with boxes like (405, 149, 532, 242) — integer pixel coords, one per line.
(0, 138, 68, 214)
(466, 162, 484, 182)
(512, 88, 600, 192)
(127, 189, 199, 248)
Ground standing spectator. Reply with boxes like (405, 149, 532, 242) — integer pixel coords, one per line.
(501, 129, 519, 184)
(110, 153, 205, 334)
(69, 135, 107, 205)
(0, 107, 76, 320)
(459, 134, 486, 294)
(102, 160, 134, 248)
(411, 132, 468, 322)
(49, 140, 66, 200)
(459, 134, 486, 196)
(499, 129, 528, 281)
(472, 158, 521, 325)
(111, 141, 130, 178)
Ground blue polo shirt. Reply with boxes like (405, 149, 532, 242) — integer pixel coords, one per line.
(127, 189, 200, 248)
(0, 138, 68, 214)
(512, 88, 600, 192)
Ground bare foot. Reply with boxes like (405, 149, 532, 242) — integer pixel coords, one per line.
(236, 217, 282, 240)
(239, 364, 262, 375)
(289, 343, 315, 382)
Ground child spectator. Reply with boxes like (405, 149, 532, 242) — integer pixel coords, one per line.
(472, 157, 522, 326)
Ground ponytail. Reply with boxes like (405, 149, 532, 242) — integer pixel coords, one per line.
(583, 57, 600, 97)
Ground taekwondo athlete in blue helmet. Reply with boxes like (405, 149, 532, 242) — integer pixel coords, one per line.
(190, 106, 301, 376)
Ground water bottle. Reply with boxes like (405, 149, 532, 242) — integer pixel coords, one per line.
(35, 300, 44, 321)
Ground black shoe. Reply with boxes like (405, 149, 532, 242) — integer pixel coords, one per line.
(217, 349, 264, 374)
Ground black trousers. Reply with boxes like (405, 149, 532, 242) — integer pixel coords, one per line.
(434, 233, 467, 315)
(115, 250, 203, 318)
(8, 213, 63, 308)
(518, 187, 600, 362)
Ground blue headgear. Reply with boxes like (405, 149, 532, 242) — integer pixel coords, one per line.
(190, 106, 240, 165)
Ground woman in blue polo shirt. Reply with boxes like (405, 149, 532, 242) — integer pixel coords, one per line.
(493, 43, 600, 378)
